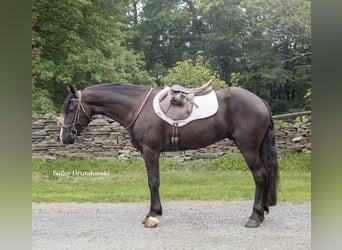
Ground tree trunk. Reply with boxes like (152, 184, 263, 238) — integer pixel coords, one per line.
(219, 62, 231, 86)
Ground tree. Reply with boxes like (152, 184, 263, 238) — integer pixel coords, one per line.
(196, 0, 246, 85)
(128, 0, 193, 84)
(32, 0, 311, 114)
(235, 0, 311, 112)
(32, 0, 153, 113)
(32, 15, 42, 84)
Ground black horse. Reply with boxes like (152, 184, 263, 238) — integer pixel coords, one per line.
(60, 83, 279, 228)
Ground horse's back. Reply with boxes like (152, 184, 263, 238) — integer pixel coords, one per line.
(218, 87, 269, 119)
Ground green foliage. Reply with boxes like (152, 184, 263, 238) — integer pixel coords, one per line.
(32, 85, 57, 115)
(128, 0, 193, 78)
(198, 0, 245, 85)
(273, 121, 289, 127)
(294, 115, 311, 124)
(230, 72, 240, 87)
(32, 0, 153, 113)
(271, 100, 289, 114)
(237, 0, 311, 111)
(278, 151, 311, 171)
(161, 52, 227, 89)
(32, 0, 311, 114)
(304, 88, 311, 100)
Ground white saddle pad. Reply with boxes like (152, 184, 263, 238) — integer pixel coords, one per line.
(152, 87, 219, 127)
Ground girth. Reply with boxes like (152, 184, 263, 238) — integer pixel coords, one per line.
(170, 123, 180, 150)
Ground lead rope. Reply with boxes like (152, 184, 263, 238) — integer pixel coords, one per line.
(125, 88, 154, 129)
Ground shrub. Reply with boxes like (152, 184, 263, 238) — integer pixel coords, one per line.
(32, 85, 56, 115)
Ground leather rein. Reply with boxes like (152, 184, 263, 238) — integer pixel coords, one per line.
(62, 90, 92, 138)
(125, 88, 154, 129)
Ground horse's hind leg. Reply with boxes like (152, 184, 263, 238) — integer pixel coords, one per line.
(142, 148, 163, 228)
(239, 149, 267, 228)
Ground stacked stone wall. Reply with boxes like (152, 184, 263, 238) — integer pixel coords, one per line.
(32, 115, 311, 160)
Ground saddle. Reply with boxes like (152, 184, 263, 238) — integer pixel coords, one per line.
(158, 79, 213, 120)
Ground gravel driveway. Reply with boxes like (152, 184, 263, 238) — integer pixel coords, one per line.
(32, 201, 311, 250)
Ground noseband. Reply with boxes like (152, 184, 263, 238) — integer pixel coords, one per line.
(62, 90, 92, 138)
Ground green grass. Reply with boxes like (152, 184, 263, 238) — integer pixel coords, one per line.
(32, 152, 311, 202)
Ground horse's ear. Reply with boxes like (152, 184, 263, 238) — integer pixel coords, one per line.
(68, 85, 76, 96)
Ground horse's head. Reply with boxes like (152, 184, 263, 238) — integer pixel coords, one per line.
(60, 85, 92, 144)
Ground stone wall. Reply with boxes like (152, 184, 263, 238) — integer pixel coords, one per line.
(32, 115, 311, 160)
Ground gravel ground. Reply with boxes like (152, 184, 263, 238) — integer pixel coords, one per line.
(32, 201, 311, 250)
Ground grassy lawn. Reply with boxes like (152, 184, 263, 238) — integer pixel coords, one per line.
(32, 152, 311, 202)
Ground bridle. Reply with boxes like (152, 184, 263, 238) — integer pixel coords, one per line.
(62, 90, 92, 138)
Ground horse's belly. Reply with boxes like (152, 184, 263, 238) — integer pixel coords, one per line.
(174, 119, 229, 150)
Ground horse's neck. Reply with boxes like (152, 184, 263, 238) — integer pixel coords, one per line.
(83, 87, 142, 127)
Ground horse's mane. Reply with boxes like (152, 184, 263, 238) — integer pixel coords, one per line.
(85, 83, 122, 89)
(85, 83, 151, 96)
(85, 83, 149, 90)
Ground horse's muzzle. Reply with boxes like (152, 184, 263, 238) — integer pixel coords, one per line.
(61, 136, 75, 144)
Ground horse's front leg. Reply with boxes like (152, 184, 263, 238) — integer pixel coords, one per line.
(142, 148, 162, 228)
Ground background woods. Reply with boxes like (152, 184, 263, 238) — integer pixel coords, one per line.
(32, 0, 311, 115)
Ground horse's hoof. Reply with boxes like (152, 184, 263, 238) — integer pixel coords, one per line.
(245, 218, 261, 228)
(144, 216, 160, 228)
(142, 216, 148, 224)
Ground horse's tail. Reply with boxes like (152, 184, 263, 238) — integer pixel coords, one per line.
(260, 101, 279, 207)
